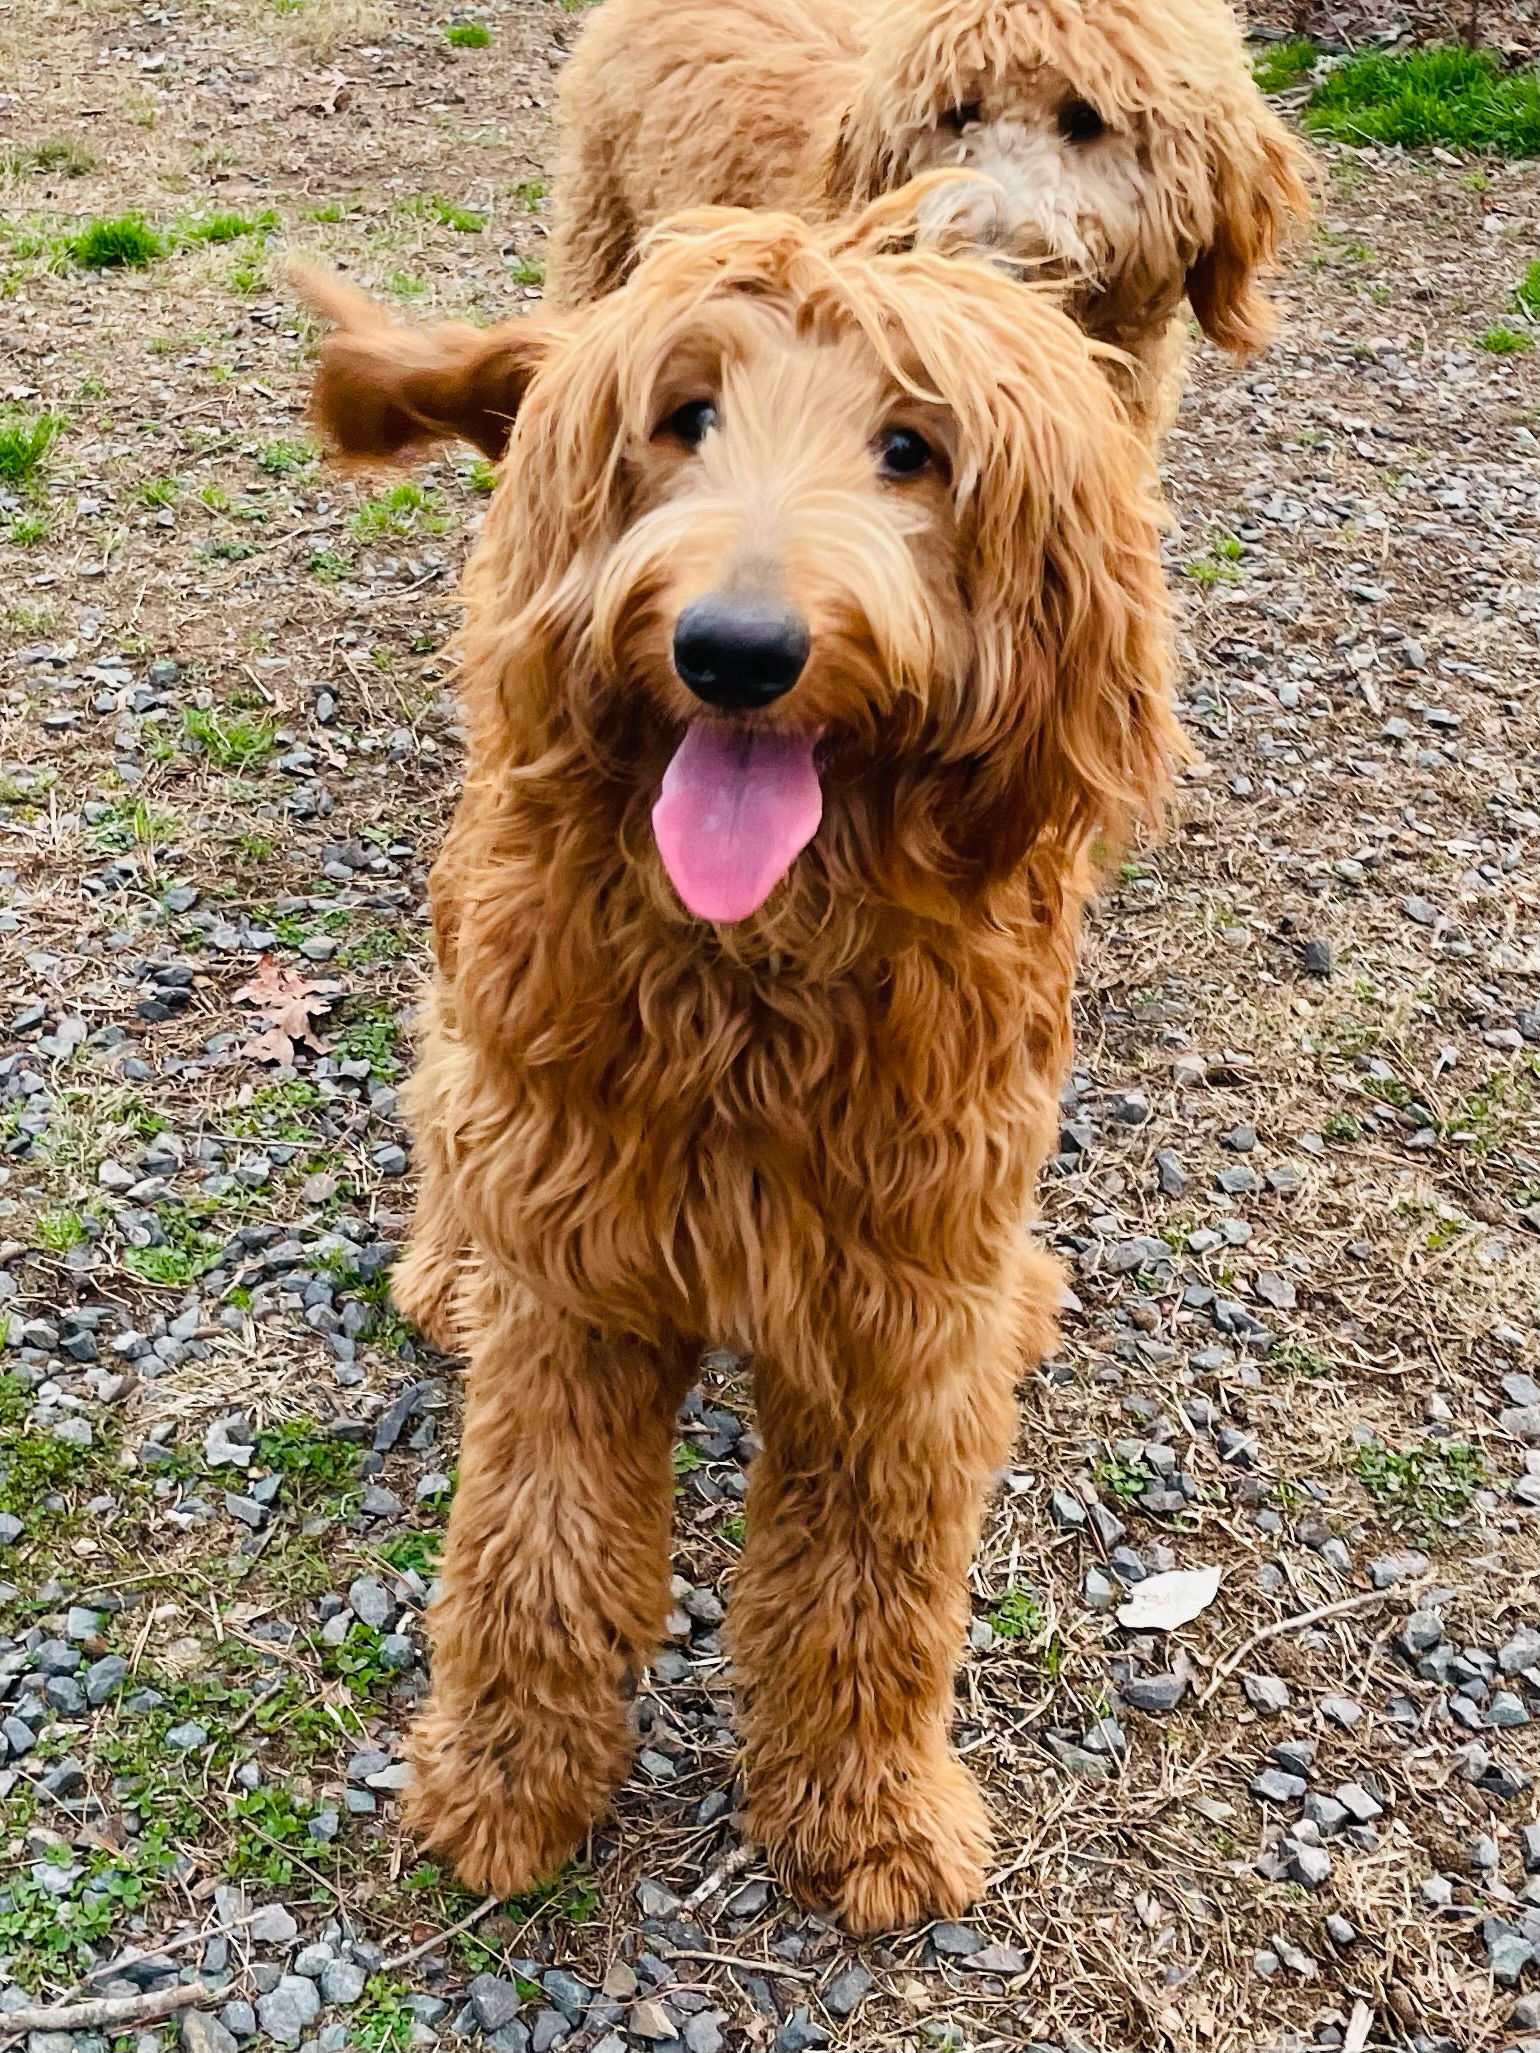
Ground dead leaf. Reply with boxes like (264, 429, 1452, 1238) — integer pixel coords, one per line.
(241, 1023, 302, 1066)
(301, 69, 352, 114)
(1115, 1565, 1222, 1632)
(233, 955, 342, 1063)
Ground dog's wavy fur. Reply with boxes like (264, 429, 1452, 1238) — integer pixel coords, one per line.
(548, 0, 1313, 437)
(297, 191, 1182, 1930)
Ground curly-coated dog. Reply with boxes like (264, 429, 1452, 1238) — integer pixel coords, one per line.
(547, 0, 1313, 436)
(296, 187, 1181, 1931)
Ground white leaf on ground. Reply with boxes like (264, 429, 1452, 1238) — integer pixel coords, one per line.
(1116, 1565, 1222, 1632)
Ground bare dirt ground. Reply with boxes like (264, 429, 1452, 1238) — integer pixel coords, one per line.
(2, 4, 1540, 2050)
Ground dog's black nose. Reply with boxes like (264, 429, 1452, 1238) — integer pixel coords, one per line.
(672, 594, 810, 711)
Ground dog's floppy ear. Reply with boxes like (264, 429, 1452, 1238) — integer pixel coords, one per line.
(291, 265, 558, 463)
(1185, 123, 1315, 357)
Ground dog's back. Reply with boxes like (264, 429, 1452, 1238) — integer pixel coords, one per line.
(548, 0, 863, 307)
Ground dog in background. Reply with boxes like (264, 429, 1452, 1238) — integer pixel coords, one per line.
(548, 0, 1313, 437)
(295, 185, 1181, 1930)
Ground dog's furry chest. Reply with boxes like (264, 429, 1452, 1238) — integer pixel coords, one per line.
(450, 927, 1068, 1345)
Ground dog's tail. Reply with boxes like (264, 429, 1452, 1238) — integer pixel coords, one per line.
(289, 261, 555, 465)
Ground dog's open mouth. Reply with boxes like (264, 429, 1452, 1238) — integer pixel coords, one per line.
(652, 721, 822, 923)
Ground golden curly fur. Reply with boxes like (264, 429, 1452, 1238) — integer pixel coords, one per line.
(296, 187, 1182, 1931)
(549, 0, 1313, 436)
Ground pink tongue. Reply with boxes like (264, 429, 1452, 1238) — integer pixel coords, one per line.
(652, 723, 822, 923)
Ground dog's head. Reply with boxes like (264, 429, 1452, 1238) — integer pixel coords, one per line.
(831, 0, 1313, 360)
(297, 188, 1179, 935)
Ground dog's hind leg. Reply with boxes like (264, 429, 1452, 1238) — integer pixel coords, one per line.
(732, 1280, 1038, 1933)
(405, 1286, 695, 1897)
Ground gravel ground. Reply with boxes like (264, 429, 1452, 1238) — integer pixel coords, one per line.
(2, 4, 1540, 2049)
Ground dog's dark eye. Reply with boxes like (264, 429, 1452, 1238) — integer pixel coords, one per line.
(656, 399, 718, 447)
(1058, 98, 1105, 143)
(876, 425, 933, 478)
(942, 101, 982, 131)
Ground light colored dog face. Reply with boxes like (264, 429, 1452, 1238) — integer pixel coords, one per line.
(906, 66, 1152, 287)
(298, 190, 1178, 929)
(834, 0, 1313, 355)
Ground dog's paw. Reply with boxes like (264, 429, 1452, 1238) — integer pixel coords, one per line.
(754, 1750, 992, 1935)
(404, 1703, 619, 1896)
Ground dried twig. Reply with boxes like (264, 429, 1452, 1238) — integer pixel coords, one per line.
(1343, 1998, 1374, 2052)
(380, 1893, 500, 1972)
(1198, 1588, 1407, 1706)
(89, 1909, 265, 1985)
(682, 1842, 754, 1914)
(0, 1981, 211, 2044)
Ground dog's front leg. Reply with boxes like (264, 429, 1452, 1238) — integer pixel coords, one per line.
(406, 1287, 694, 1895)
(732, 1299, 1024, 1933)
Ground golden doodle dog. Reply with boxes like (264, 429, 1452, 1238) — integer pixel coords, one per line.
(296, 187, 1181, 1930)
(549, 0, 1313, 436)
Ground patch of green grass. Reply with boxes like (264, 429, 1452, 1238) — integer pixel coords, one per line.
(1097, 1452, 1152, 1501)
(1515, 260, 1540, 317)
(256, 437, 317, 475)
(1479, 324, 1534, 354)
(511, 178, 548, 210)
(0, 1833, 178, 1984)
(0, 410, 61, 485)
(465, 456, 499, 494)
(445, 18, 491, 44)
(1304, 46, 1540, 157)
(184, 208, 278, 244)
(507, 1866, 599, 1924)
(433, 197, 486, 232)
(254, 1419, 361, 1509)
(224, 1079, 324, 1141)
(1252, 37, 1317, 94)
(506, 253, 545, 287)
(1446, 1059, 1537, 1153)
(1182, 550, 1241, 590)
(672, 1441, 705, 1478)
(84, 797, 178, 852)
(379, 1529, 442, 1580)
(1345, 1438, 1483, 1531)
(720, 1511, 746, 1547)
(229, 259, 265, 296)
(352, 479, 449, 540)
(323, 1620, 406, 1698)
(70, 214, 165, 269)
(354, 1980, 419, 2053)
(343, 923, 416, 968)
(3, 138, 96, 178)
(0, 1424, 96, 1520)
(307, 546, 353, 581)
(183, 705, 278, 768)
(989, 1585, 1044, 1641)
(35, 1208, 92, 1252)
(231, 829, 278, 862)
(1272, 1339, 1334, 1379)
(335, 1005, 402, 1072)
(122, 1243, 203, 1286)
(136, 475, 179, 508)
(229, 1785, 327, 1888)
(6, 510, 49, 545)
